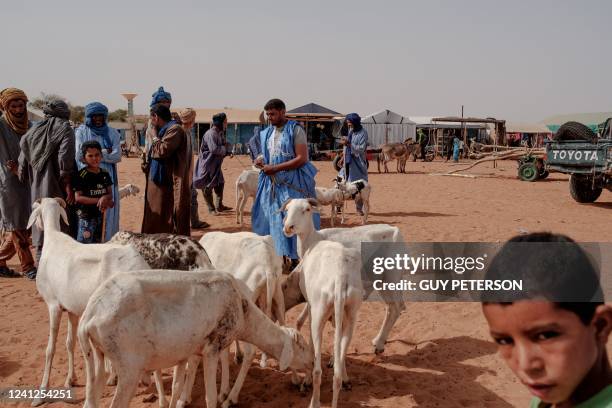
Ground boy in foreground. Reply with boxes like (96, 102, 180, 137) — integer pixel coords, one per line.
(482, 233, 611, 407)
(73, 141, 114, 243)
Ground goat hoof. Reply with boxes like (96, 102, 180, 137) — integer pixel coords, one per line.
(106, 375, 118, 386)
(63, 377, 75, 388)
(299, 382, 312, 394)
(31, 398, 44, 407)
(374, 346, 384, 355)
(222, 398, 238, 408)
(342, 381, 353, 391)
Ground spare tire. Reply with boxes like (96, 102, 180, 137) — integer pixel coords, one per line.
(554, 121, 596, 142)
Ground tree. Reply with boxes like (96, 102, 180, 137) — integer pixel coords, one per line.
(108, 109, 127, 122)
(70, 105, 85, 124)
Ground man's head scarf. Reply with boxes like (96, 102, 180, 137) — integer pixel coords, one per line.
(346, 113, 362, 132)
(150, 86, 172, 107)
(0, 88, 29, 135)
(212, 112, 227, 128)
(84, 101, 112, 149)
(21, 100, 73, 173)
(43, 99, 71, 120)
(179, 108, 196, 126)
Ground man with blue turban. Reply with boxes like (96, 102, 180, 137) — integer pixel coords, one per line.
(74, 102, 122, 241)
(143, 86, 172, 159)
(338, 112, 369, 215)
(251, 98, 319, 264)
(193, 112, 232, 214)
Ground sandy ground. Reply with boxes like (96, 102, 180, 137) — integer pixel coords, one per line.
(1, 156, 610, 408)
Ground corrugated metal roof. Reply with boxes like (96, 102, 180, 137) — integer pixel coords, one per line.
(173, 108, 263, 124)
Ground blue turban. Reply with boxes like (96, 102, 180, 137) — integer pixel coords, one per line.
(85, 102, 111, 148)
(150, 86, 172, 107)
(346, 113, 362, 131)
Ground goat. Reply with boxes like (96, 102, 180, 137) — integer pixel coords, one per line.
(280, 198, 406, 354)
(78, 270, 313, 408)
(27, 198, 151, 406)
(282, 200, 363, 408)
(333, 178, 371, 225)
(235, 168, 260, 226)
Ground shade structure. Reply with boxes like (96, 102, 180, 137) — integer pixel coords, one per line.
(361, 110, 416, 147)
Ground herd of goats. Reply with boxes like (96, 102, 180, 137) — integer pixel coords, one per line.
(28, 165, 406, 408)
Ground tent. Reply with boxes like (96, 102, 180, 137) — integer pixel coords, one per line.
(287, 103, 341, 118)
(361, 109, 416, 147)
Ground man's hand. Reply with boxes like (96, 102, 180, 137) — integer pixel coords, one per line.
(65, 190, 75, 205)
(6, 160, 18, 176)
(262, 164, 278, 175)
(98, 196, 114, 210)
(339, 137, 348, 146)
(254, 156, 264, 168)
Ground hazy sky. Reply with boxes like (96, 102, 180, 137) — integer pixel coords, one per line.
(2, 0, 611, 121)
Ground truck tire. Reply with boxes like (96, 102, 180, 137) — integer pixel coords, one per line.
(554, 121, 596, 142)
(569, 175, 602, 203)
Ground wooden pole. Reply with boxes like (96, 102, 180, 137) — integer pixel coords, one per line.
(100, 209, 107, 243)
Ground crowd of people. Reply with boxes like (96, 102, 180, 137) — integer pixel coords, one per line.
(0, 87, 369, 279)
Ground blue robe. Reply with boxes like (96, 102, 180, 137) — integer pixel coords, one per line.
(75, 125, 122, 242)
(340, 127, 369, 182)
(251, 121, 320, 259)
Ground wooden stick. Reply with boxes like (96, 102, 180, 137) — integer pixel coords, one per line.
(100, 209, 107, 243)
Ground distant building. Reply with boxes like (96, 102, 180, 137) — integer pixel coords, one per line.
(174, 108, 263, 153)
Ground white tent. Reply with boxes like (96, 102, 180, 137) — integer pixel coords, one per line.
(361, 110, 416, 147)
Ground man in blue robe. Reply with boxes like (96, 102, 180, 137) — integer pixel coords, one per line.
(339, 112, 369, 215)
(251, 99, 319, 262)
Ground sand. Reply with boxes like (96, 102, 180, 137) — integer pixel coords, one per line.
(1, 156, 610, 407)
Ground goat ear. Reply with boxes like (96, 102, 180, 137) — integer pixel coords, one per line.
(27, 207, 42, 230)
(306, 198, 321, 212)
(60, 206, 69, 227)
(279, 198, 292, 213)
(279, 327, 295, 371)
(54, 197, 67, 208)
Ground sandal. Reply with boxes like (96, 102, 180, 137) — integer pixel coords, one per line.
(24, 268, 37, 281)
(0, 266, 21, 278)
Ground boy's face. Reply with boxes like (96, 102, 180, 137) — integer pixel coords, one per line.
(84, 148, 102, 168)
(483, 301, 608, 404)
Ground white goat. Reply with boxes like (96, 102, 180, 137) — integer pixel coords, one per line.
(27, 198, 151, 406)
(281, 198, 406, 354)
(235, 169, 260, 225)
(335, 178, 371, 225)
(117, 183, 140, 199)
(199, 231, 284, 327)
(199, 231, 285, 367)
(78, 270, 313, 408)
(282, 199, 363, 408)
(314, 186, 345, 227)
